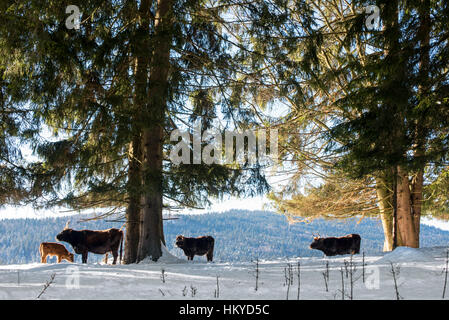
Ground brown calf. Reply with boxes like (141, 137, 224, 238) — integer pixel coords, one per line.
(39, 242, 74, 263)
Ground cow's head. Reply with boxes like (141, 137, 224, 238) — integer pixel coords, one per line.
(175, 235, 185, 248)
(56, 221, 73, 242)
(309, 236, 324, 250)
(66, 252, 75, 262)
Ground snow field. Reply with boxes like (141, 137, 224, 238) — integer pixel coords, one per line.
(0, 246, 448, 300)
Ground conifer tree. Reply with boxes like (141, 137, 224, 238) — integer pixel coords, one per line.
(0, 5, 34, 206)
(0, 0, 270, 262)
(236, 0, 449, 250)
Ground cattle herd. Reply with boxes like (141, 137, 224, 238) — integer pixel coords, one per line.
(39, 221, 361, 264)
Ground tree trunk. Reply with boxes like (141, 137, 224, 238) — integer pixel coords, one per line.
(409, 0, 431, 247)
(124, 135, 142, 264)
(391, 167, 405, 248)
(376, 169, 405, 251)
(411, 171, 423, 246)
(137, 0, 172, 262)
(138, 127, 164, 261)
(376, 177, 394, 251)
(381, 0, 419, 249)
(396, 166, 419, 248)
(124, 0, 151, 264)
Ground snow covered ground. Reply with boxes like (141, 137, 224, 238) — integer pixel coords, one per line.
(1, 246, 449, 300)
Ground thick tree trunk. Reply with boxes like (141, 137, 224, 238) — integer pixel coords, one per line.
(376, 170, 405, 251)
(380, 0, 419, 249)
(138, 127, 164, 261)
(396, 166, 419, 248)
(411, 171, 423, 246)
(376, 177, 394, 251)
(124, 135, 142, 264)
(137, 0, 172, 262)
(409, 0, 431, 247)
(124, 0, 152, 264)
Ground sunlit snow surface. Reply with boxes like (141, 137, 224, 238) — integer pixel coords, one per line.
(1, 246, 448, 300)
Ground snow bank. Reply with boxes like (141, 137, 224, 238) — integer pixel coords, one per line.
(375, 246, 433, 264)
(138, 244, 185, 264)
(1, 249, 448, 299)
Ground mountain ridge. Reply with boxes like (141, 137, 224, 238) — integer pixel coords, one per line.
(0, 209, 448, 263)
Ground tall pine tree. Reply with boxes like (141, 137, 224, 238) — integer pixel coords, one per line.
(0, 0, 270, 262)
(235, 0, 449, 250)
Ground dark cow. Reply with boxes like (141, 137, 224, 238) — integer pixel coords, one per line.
(175, 235, 214, 262)
(56, 221, 123, 264)
(309, 234, 361, 256)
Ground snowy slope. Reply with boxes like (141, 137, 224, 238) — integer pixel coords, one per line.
(1, 246, 449, 300)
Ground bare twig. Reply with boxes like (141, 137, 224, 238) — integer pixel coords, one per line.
(284, 263, 294, 300)
(339, 267, 345, 300)
(190, 285, 197, 297)
(343, 259, 349, 278)
(160, 268, 166, 283)
(362, 251, 366, 283)
(251, 258, 260, 291)
(322, 261, 330, 292)
(297, 260, 301, 300)
(443, 250, 449, 299)
(36, 273, 56, 299)
(342, 255, 360, 300)
(349, 255, 355, 300)
(390, 262, 402, 300)
(214, 276, 220, 298)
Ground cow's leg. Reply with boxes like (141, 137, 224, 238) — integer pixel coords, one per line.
(42, 255, 47, 263)
(112, 251, 118, 265)
(206, 251, 213, 262)
(57, 256, 62, 263)
(103, 253, 108, 264)
(82, 251, 88, 263)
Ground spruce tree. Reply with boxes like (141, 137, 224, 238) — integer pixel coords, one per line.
(235, 0, 449, 250)
(0, 0, 270, 262)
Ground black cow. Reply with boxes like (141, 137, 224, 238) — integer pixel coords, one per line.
(56, 221, 123, 264)
(175, 235, 214, 262)
(309, 234, 361, 256)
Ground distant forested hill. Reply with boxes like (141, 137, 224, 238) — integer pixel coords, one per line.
(0, 210, 448, 264)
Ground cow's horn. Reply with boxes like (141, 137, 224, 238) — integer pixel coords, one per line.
(64, 220, 70, 230)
